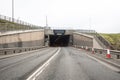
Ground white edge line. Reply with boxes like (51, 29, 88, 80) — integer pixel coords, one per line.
(26, 47, 61, 80)
(86, 53, 120, 72)
(75, 48, 120, 72)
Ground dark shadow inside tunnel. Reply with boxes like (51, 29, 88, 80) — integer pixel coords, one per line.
(49, 35, 70, 47)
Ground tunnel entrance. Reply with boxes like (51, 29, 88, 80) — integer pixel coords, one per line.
(49, 35, 70, 47)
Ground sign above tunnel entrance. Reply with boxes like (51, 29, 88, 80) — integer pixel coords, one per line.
(53, 30, 65, 35)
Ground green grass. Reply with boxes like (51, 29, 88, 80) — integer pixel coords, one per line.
(100, 33, 120, 50)
(0, 19, 39, 31)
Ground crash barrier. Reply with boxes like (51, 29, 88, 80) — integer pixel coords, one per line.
(74, 45, 120, 59)
(0, 46, 46, 55)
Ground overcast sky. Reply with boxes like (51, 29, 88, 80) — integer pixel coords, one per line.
(0, 0, 120, 33)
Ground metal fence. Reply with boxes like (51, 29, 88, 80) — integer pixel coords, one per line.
(75, 29, 96, 33)
(0, 14, 43, 31)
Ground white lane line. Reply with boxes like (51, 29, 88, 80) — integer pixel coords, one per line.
(26, 47, 61, 80)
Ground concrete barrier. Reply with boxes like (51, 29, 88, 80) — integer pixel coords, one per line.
(0, 30, 44, 48)
(0, 46, 46, 55)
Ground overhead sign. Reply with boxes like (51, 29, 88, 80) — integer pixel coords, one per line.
(53, 30, 65, 35)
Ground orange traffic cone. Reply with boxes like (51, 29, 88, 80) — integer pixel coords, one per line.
(106, 49, 111, 58)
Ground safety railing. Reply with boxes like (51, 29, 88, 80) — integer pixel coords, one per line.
(75, 29, 96, 33)
(0, 14, 43, 31)
(74, 45, 120, 59)
(0, 46, 46, 55)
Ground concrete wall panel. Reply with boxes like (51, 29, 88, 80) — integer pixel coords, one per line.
(73, 32, 93, 47)
(0, 30, 44, 48)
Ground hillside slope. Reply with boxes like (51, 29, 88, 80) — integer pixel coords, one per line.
(0, 19, 40, 31)
(100, 33, 120, 50)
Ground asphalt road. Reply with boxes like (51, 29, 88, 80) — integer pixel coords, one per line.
(0, 47, 58, 80)
(36, 47, 120, 80)
(0, 47, 120, 80)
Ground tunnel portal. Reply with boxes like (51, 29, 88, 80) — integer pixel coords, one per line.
(49, 35, 70, 47)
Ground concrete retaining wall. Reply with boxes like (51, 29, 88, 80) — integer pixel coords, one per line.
(93, 38, 103, 49)
(0, 30, 44, 48)
(73, 32, 104, 49)
(73, 32, 93, 47)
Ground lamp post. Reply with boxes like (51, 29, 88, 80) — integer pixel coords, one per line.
(46, 16, 48, 28)
(89, 17, 91, 30)
(12, 0, 14, 22)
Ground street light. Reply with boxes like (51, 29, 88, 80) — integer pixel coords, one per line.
(46, 16, 48, 28)
(12, 0, 14, 22)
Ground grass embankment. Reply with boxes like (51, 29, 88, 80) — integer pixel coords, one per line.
(100, 33, 120, 50)
(0, 19, 39, 31)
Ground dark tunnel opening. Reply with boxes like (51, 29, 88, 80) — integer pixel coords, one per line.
(49, 35, 70, 47)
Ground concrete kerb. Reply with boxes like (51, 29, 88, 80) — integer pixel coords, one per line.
(87, 53, 120, 72)
(86, 51, 120, 72)
(73, 46, 120, 72)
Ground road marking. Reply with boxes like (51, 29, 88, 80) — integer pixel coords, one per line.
(26, 47, 61, 80)
(85, 53, 120, 72)
(74, 47, 120, 72)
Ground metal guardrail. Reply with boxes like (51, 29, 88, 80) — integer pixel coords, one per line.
(94, 48, 120, 59)
(74, 45, 120, 59)
(75, 29, 96, 34)
(0, 46, 46, 55)
(110, 50, 120, 59)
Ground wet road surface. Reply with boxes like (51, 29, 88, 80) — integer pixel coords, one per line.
(0, 47, 120, 80)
